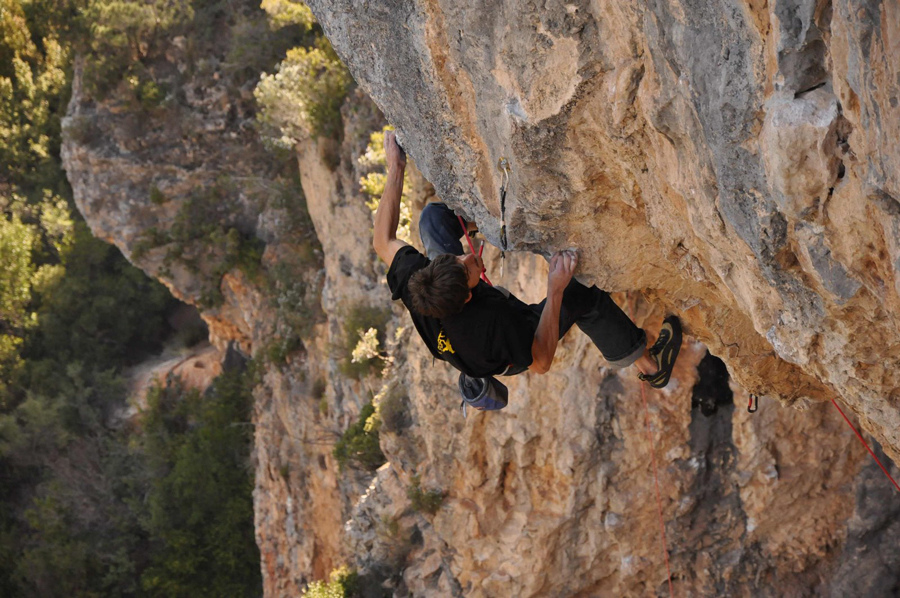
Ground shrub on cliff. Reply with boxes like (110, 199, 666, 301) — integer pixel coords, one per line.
(255, 35, 352, 146)
(337, 304, 390, 379)
(81, 0, 193, 95)
(407, 475, 445, 515)
(303, 565, 359, 598)
(333, 401, 385, 471)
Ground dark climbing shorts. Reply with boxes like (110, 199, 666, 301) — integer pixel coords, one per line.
(418, 202, 647, 369)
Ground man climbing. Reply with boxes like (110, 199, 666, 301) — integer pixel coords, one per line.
(372, 131, 681, 397)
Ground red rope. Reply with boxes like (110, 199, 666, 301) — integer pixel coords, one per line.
(457, 215, 492, 286)
(640, 380, 675, 598)
(830, 399, 900, 494)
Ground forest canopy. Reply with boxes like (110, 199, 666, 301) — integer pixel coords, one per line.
(0, 0, 342, 594)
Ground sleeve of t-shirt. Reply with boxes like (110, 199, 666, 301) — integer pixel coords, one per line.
(493, 302, 537, 368)
(386, 245, 429, 302)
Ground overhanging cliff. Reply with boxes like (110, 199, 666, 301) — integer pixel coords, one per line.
(306, 0, 900, 465)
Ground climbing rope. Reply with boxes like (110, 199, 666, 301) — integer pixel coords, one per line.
(455, 158, 510, 283)
(830, 398, 900, 494)
(751, 394, 900, 494)
(639, 379, 676, 598)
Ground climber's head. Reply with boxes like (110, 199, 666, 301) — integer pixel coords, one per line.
(408, 252, 481, 317)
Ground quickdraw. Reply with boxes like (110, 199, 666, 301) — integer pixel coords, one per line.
(748, 393, 759, 413)
(497, 157, 511, 279)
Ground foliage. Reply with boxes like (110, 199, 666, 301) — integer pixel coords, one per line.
(266, 334, 302, 365)
(374, 384, 410, 435)
(359, 127, 412, 243)
(337, 304, 389, 379)
(0, 0, 69, 190)
(407, 475, 445, 515)
(78, 0, 188, 96)
(132, 181, 268, 306)
(311, 377, 326, 399)
(302, 565, 359, 598)
(261, 0, 313, 31)
(0, 0, 333, 594)
(332, 402, 385, 472)
(0, 212, 37, 327)
(350, 326, 382, 364)
(139, 369, 260, 597)
(74, 0, 309, 102)
(255, 35, 352, 146)
(26, 222, 175, 372)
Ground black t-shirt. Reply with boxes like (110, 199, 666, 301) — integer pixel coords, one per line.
(387, 246, 539, 377)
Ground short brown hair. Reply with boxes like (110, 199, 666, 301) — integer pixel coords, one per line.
(408, 253, 469, 318)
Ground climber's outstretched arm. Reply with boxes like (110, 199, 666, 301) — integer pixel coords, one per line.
(373, 131, 409, 265)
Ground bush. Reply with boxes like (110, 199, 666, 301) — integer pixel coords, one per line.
(149, 185, 167, 205)
(407, 475, 444, 515)
(312, 377, 326, 399)
(255, 35, 352, 146)
(376, 387, 410, 434)
(332, 402, 384, 471)
(131, 225, 171, 260)
(260, 0, 314, 31)
(142, 181, 267, 294)
(303, 565, 359, 598)
(337, 304, 389, 380)
(266, 334, 302, 365)
(80, 0, 194, 96)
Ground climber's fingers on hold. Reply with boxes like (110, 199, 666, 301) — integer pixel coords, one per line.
(549, 252, 561, 271)
(566, 250, 577, 273)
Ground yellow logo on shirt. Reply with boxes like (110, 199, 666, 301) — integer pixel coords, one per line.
(437, 329, 455, 354)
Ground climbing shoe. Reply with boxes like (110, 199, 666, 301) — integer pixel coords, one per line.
(638, 315, 682, 389)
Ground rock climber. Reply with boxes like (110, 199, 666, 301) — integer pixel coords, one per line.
(372, 131, 681, 405)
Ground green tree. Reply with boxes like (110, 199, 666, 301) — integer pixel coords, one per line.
(0, 0, 69, 189)
(140, 369, 261, 597)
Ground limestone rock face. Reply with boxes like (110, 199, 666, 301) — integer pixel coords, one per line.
(60, 4, 900, 598)
(306, 0, 900, 465)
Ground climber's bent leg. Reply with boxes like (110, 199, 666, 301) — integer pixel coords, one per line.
(571, 285, 646, 368)
(529, 280, 647, 368)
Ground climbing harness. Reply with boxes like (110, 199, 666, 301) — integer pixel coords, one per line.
(748, 393, 759, 413)
(497, 157, 510, 279)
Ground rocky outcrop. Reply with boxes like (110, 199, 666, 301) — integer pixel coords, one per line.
(61, 2, 900, 597)
(60, 32, 389, 593)
(306, 0, 900, 467)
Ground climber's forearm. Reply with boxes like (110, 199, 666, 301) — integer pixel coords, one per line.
(373, 165, 407, 264)
(530, 290, 563, 374)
